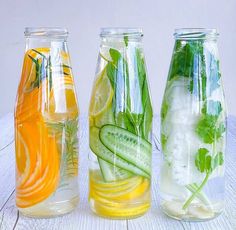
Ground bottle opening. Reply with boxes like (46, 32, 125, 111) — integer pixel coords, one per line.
(100, 27, 143, 38)
(25, 27, 68, 38)
(174, 28, 219, 40)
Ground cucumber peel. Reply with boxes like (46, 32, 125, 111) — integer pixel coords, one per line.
(99, 124, 152, 175)
(90, 127, 150, 178)
(97, 158, 132, 182)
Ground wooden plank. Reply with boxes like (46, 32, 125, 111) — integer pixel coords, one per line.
(4, 117, 127, 230)
(128, 116, 236, 230)
(0, 143, 15, 209)
(0, 113, 14, 150)
(0, 115, 235, 229)
(0, 194, 19, 230)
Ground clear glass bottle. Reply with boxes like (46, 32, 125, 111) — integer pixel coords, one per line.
(15, 27, 79, 217)
(88, 28, 153, 219)
(160, 28, 226, 221)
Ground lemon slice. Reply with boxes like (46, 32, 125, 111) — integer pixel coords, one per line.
(89, 69, 113, 117)
(47, 80, 78, 121)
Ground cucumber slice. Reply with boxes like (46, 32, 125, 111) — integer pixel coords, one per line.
(99, 124, 152, 175)
(97, 158, 132, 182)
(90, 127, 149, 178)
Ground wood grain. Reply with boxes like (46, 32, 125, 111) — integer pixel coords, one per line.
(0, 114, 235, 230)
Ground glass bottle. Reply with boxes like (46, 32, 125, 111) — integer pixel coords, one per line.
(160, 28, 226, 221)
(88, 28, 153, 219)
(15, 27, 79, 217)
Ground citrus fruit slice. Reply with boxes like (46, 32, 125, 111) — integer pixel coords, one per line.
(89, 69, 113, 117)
(16, 118, 60, 208)
(46, 76, 78, 121)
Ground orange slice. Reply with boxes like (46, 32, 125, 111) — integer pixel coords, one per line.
(15, 117, 59, 208)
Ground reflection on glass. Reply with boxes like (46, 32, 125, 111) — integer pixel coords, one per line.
(160, 28, 226, 221)
(15, 28, 79, 217)
(89, 28, 153, 219)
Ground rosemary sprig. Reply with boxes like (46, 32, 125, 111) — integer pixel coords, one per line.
(26, 49, 72, 91)
(46, 118, 79, 190)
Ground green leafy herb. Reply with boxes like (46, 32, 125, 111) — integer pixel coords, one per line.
(169, 40, 221, 100)
(161, 134, 167, 151)
(104, 47, 152, 140)
(47, 118, 79, 182)
(161, 100, 169, 121)
(27, 49, 72, 91)
(124, 36, 129, 47)
(169, 41, 197, 79)
(196, 100, 225, 144)
(106, 62, 116, 89)
(136, 48, 153, 140)
(109, 48, 121, 65)
(183, 147, 224, 209)
(63, 119, 79, 176)
(195, 148, 212, 173)
(201, 100, 222, 116)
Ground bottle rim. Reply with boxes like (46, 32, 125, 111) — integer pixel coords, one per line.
(174, 28, 219, 40)
(100, 27, 143, 38)
(24, 27, 68, 38)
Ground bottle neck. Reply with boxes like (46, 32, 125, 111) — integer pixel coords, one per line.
(25, 37, 68, 53)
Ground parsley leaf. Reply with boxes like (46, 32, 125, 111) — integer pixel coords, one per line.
(195, 148, 212, 173)
(183, 148, 224, 209)
(169, 40, 221, 100)
(196, 100, 225, 144)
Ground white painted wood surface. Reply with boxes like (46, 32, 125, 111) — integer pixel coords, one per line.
(0, 113, 235, 230)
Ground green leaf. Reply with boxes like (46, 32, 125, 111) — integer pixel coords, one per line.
(161, 134, 167, 151)
(124, 36, 129, 47)
(161, 100, 169, 121)
(195, 148, 211, 173)
(32, 49, 47, 58)
(202, 100, 222, 116)
(106, 62, 116, 89)
(136, 48, 153, 140)
(169, 40, 220, 101)
(196, 100, 225, 144)
(195, 148, 224, 174)
(169, 41, 198, 80)
(196, 115, 217, 143)
(109, 48, 121, 65)
(212, 152, 224, 170)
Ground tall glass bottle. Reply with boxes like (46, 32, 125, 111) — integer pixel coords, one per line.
(160, 29, 226, 221)
(15, 28, 79, 217)
(89, 28, 153, 219)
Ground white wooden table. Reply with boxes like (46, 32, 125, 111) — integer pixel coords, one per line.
(0, 113, 235, 230)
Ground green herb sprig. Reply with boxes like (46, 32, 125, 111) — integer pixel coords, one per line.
(103, 47, 152, 140)
(183, 148, 224, 209)
(196, 100, 225, 144)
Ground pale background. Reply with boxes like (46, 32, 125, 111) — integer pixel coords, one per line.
(0, 0, 235, 116)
